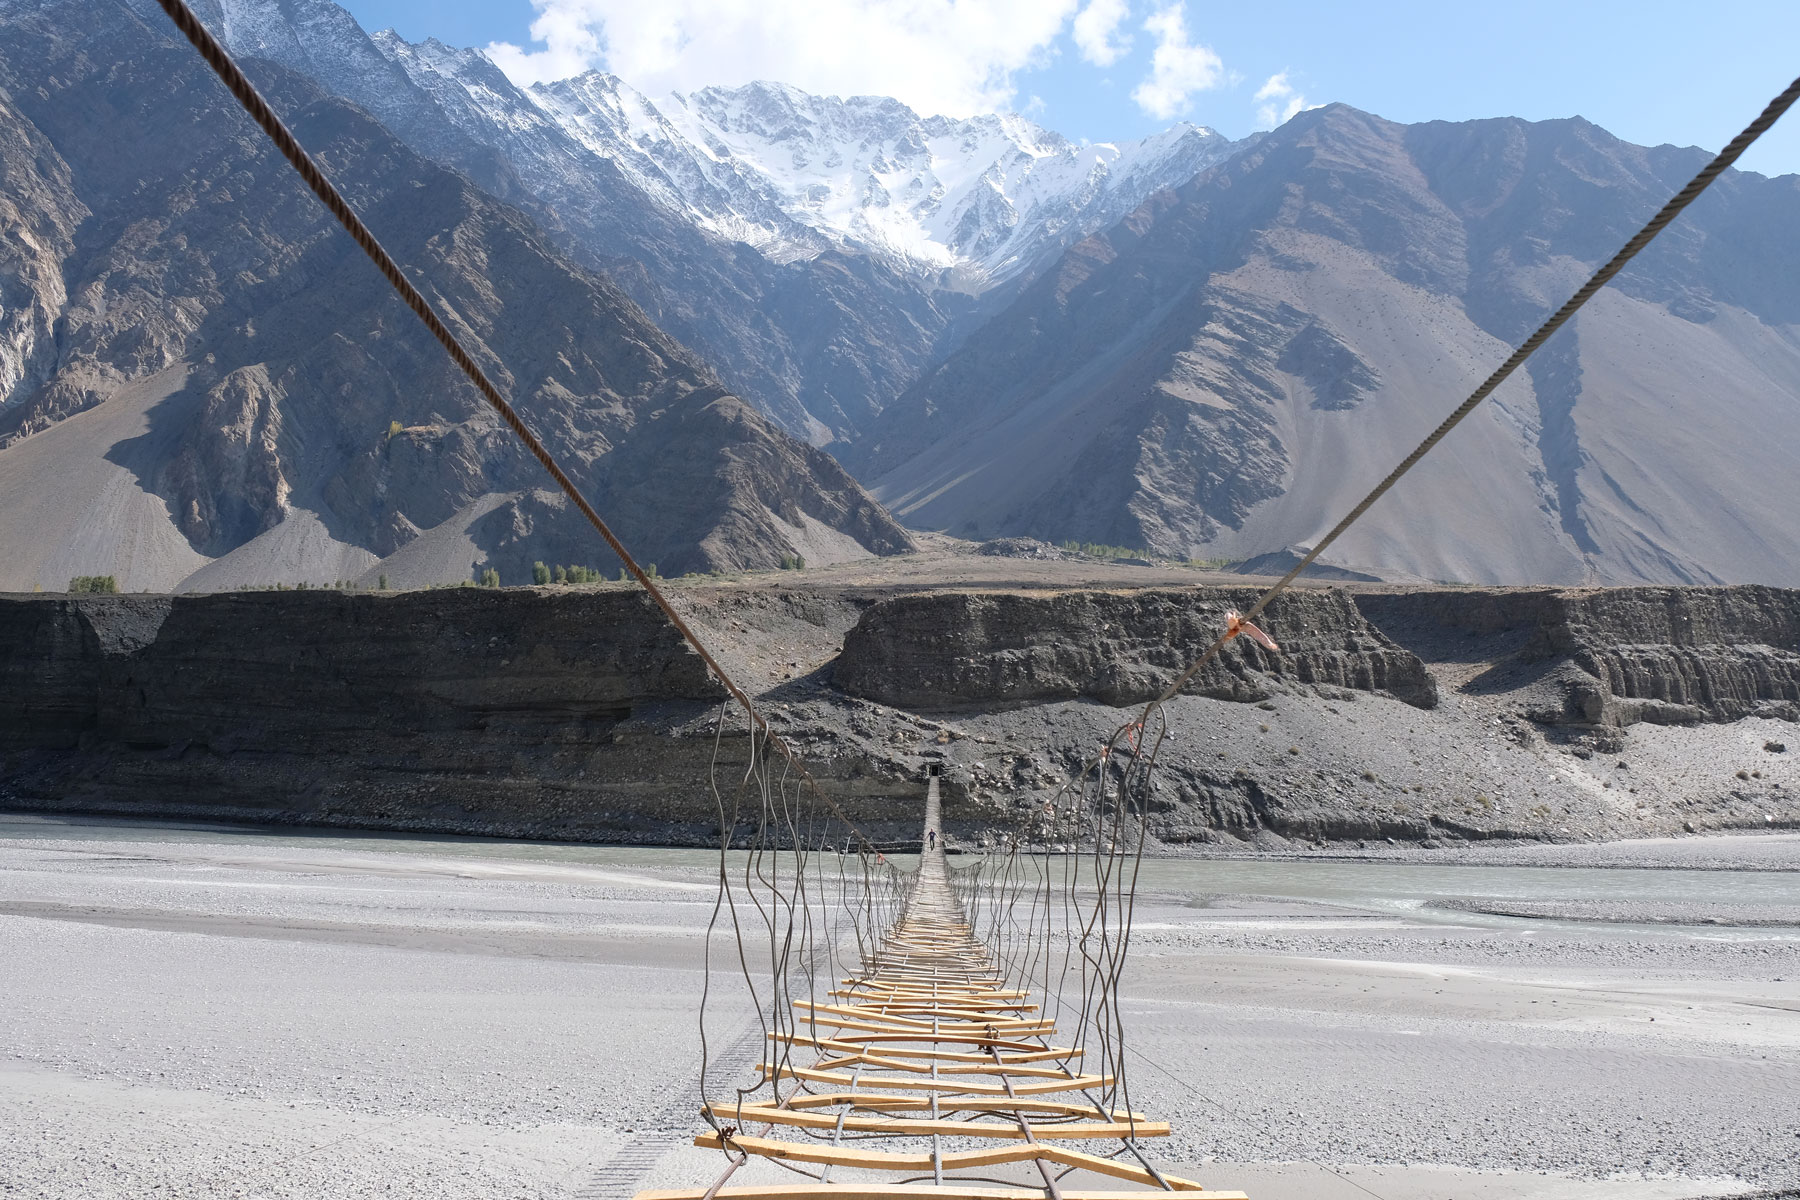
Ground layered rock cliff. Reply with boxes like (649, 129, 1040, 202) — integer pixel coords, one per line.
(1357, 586, 1800, 727)
(3, 577, 1794, 848)
(835, 588, 1436, 710)
(0, 589, 916, 844)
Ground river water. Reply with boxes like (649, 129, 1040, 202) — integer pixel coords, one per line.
(5, 811, 1797, 931)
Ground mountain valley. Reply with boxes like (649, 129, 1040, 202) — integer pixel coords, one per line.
(856, 106, 1800, 585)
(0, 0, 912, 591)
(0, 0, 1796, 591)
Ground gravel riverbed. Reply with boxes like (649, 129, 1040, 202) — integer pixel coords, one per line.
(1, 816, 1795, 1200)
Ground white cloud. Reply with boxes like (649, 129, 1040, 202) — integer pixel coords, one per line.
(485, 0, 1082, 118)
(1071, 0, 1131, 67)
(486, 5, 603, 83)
(1254, 70, 1305, 128)
(1129, 4, 1224, 120)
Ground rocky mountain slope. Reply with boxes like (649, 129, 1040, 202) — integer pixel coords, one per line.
(6, 0, 1797, 591)
(853, 104, 1800, 586)
(173, 0, 974, 444)
(0, 0, 911, 592)
(3, 570, 1794, 847)
(125, 0, 1249, 444)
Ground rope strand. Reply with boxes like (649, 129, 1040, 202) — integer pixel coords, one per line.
(150, 0, 879, 853)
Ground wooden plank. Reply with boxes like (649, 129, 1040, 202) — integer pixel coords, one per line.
(846, 978, 1015, 985)
(636, 1186, 1248, 1200)
(840, 993, 1035, 1007)
(768, 1031, 1080, 1064)
(833, 990, 1037, 1012)
(693, 1132, 1205, 1191)
(788, 1030, 1069, 1054)
(777, 1093, 1148, 1120)
(882, 938, 977, 947)
(844, 984, 1017, 996)
(702, 1102, 1168, 1140)
(841, 1010, 1047, 1029)
(875, 1010, 1046, 1027)
(821, 1012, 1053, 1032)
(797, 1001, 1046, 1030)
(878, 950, 987, 960)
(829, 1051, 1091, 1078)
(793, 1018, 1059, 1048)
(758, 1063, 1115, 1097)
(1028, 1141, 1203, 1189)
(794, 1001, 937, 1029)
(846, 997, 1028, 1015)
(838, 986, 1025, 997)
(842, 982, 1023, 992)
(792, 1005, 1054, 1035)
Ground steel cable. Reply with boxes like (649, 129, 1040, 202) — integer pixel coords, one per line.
(150, 0, 880, 855)
(1146, 71, 1800, 712)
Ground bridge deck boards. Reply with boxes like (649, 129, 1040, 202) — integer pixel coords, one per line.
(635, 776, 1236, 1200)
(639, 1188, 1248, 1200)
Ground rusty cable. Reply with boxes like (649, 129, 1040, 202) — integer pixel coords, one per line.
(151, 0, 877, 852)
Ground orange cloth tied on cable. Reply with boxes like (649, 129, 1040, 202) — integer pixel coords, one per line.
(1222, 608, 1279, 652)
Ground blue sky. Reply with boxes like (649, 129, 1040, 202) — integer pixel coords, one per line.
(339, 0, 1800, 177)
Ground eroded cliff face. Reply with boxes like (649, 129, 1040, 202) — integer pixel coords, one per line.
(834, 588, 1436, 710)
(1356, 586, 1800, 727)
(0, 589, 935, 843)
(1556, 588, 1800, 724)
(2, 581, 1795, 848)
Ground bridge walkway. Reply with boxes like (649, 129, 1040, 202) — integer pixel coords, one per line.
(637, 777, 1244, 1200)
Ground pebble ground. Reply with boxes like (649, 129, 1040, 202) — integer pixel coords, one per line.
(1, 819, 1795, 1198)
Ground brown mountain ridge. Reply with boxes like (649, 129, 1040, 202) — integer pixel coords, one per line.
(0, 0, 912, 591)
(851, 104, 1800, 585)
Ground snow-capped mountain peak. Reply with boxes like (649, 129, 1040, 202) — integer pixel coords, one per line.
(530, 72, 831, 263)
(529, 74, 1242, 289)
(193, 0, 1243, 291)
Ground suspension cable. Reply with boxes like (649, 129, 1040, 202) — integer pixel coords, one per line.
(150, 0, 879, 852)
(1140, 72, 1800, 713)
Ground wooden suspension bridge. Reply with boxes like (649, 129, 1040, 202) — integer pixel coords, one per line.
(123, 12, 1800, 1200)
(637, 777, 1245, 1200)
